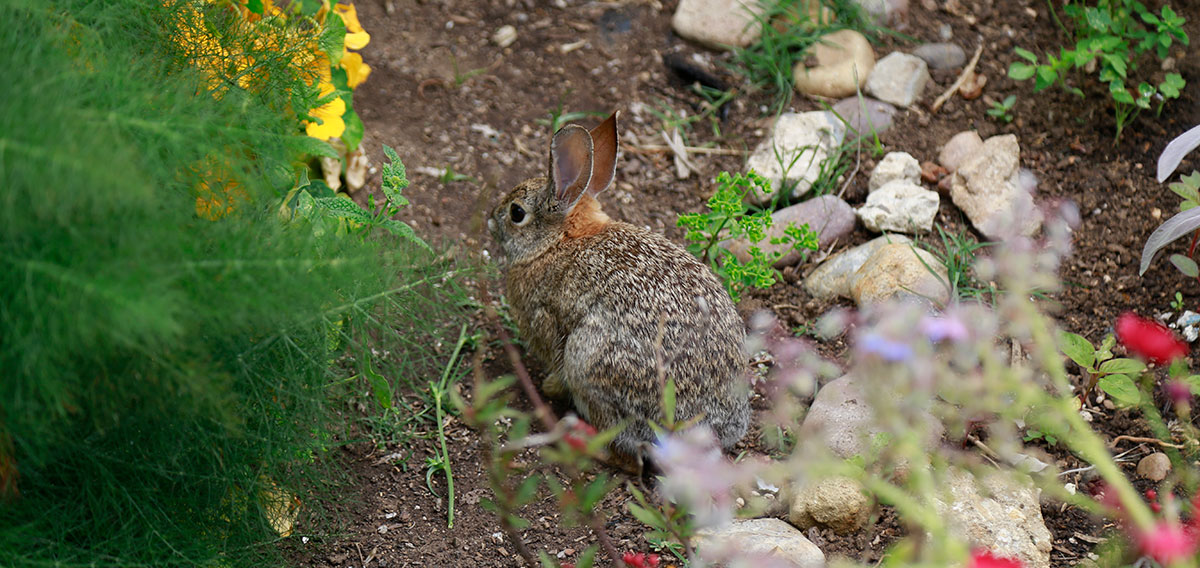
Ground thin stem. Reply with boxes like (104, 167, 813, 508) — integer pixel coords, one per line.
(432, 323, 469, 528)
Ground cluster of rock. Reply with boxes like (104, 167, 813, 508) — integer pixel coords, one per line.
(668, 2, 1060, 567)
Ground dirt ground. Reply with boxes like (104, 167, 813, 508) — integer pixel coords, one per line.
(283, 0, 1200, 566)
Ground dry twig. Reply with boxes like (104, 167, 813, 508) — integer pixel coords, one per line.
(931, 41, 985, 113)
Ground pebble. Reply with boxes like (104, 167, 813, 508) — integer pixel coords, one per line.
(831, 97, 897, 135)
(1136, 452, 1171, 481)
(850, 242, 949, 306)
(950, 134, 1043, 239)
(869, 151, 921, 191)
(934, 468, 1053, 568)
(938, 130, 984, 172)
(913, 43, 967, 70)
(727, 195, 856, 267)
(745, 111, 847, 204)
(804, 234, 912, 300)
(857, 180, 940, 233)
(788, 476, 870, 534)
(793, 29, 876, 99)
(696, 518, 826, 568)
(671, 0, 764, 50)
(865, 51, 931, 108)
(492, 25, 517, 48)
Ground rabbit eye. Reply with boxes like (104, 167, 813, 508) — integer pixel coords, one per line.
(509, 203, 527, 225)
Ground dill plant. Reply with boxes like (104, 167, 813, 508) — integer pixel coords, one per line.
(0, 1, 464, 566)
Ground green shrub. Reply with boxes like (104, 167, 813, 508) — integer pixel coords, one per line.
(0, 2, 459, 565)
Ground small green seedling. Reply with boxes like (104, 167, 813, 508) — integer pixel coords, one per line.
(986, 95, 1017, 123)
(1059, 330, 1147, 406)
(1172, 291, 1186, 311)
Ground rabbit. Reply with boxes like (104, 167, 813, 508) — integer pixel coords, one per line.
(487, 111, 750, 459)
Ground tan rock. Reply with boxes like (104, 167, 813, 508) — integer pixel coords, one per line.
(793, 30, 875, 98)
(672, 0, 765, 50)
(850, 243, 949, 306)
(788, 476, 870, 534)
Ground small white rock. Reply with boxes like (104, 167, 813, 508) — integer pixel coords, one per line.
(492, 25, 518, 48)
(869, 151, 921, 191)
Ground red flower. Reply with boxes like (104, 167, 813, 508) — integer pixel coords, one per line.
(968, 549, 1023, 568)
(1137, 521, 1198, 564)
(563, 419, 597, 452)
(622, 551, 661, 568)
(1115, 312, 1189, 365)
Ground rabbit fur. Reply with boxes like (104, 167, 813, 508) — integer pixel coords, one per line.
(488, 112, 749, 457)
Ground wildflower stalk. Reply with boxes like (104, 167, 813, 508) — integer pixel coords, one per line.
(431, 323, 469, 528)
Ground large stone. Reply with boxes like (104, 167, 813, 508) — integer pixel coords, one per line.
(672, 0, 765, 50)
(850, 0, 906, 24)
(793, 30, 876, 99)
(746, 111, 847, 204)
(865, 51, 931, 108)
(857, 180, 940, 234)
(788, 476, 870, 534)
(728, 195, 856, 267)
(938, 130, 984, 172)
(696, 518, 825, 568)
(1137, 452, 1171, 481)
(798, 373, 944, 462)
(950, 134, 1042, 239)
(869, 151, 921, 191)
(849, 243, 949, 306)
(832, 97, 896, 136)
(803, 234, 912, 300)
(935, 468, 1053, 568)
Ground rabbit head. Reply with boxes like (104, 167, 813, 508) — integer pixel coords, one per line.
(489, 112, 619, 264)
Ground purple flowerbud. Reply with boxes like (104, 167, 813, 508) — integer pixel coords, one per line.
(1165, 379, 1193, 406)
(857, 332, 914, 362)
(920, 314, 969, 343)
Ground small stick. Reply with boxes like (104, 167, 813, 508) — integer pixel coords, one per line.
(1109, 435, 1187, 449)
(931, 41, 985, 113)
(623, 144, 748, 156)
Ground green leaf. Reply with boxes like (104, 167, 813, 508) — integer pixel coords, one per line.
(287, 135, 339, 159)
(1161, 73, 1185, 99)
(1098, 374, 1141, 405)
(1184, 375, 1200, 395)
(1170, 254, 1200, 277)
(342, 107, 364, 152)
(663, 377, 677, 426)
(1008, 62, 1036, 80)
(627, 503, 665, 529)
(245, 0, 264, 14)
(1098, 358, 1147, 375)
(514, 475, 540, 507)
(315, 196, 374, 224)
(1034, 66, 1058, 90)
(1059, 331, 1096, 369)
(364, 360, 393, 410)
(319, 13, 347, 67)
(1013, 47, 1038, 63)
(574, 546, 598, 568)
(580, 474, 613, 511)
(379, 219, 433, 252)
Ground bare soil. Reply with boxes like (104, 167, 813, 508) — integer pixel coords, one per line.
(284, 0, 1200, 566)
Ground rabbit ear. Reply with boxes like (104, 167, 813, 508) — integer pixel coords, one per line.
(585, 112, 619, 196)
(549, 124, 594, 208)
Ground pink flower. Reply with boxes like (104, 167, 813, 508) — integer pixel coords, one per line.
(1136, 521, 1198, 564)
(1115, 312, 1189, 365)
(622, 551, 660, 568)
(968, 549, 1023, 568)
(1166, 379, 1193, 405)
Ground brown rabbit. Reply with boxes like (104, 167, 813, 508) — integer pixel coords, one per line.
(487, 112, 749, 458)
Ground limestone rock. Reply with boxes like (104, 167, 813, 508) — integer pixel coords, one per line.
(850, 243, 949, 306)
(869, 151, 921, 191)
(793, 30, 875, 99)
(746, 111, 847, 204)
(865, 51, 930, 108)
(857, 180, 940, 234)
(672, 0, 765, 50)
(935, 468, 1053, 568)
(803, 234, 912, 300)
(696, 518, 825, 568)
(798, 373, 944, 462)
(949, 134, 1042, 239)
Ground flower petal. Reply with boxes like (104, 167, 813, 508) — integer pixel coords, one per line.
(341, 51, 371, 88)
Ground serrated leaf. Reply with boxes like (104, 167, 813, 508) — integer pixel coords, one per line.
(319, 13, 346, 67)
(1059, 331, 1096, 369)
(1098, 374, 1141, 405)
(1184, 375, 1200, 395)
(379, 219, 433, 252)
(1170, 254, 1200, 277)
(315, 196, 374, 224)
(475, 375, 516, 404)
(1140, 207, 1200, 274)
(1098, 358, 1147, 375)
(1158, 123, 1200, 182)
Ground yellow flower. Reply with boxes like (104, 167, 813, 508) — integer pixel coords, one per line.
(334, 3, 370, 50)
(306, 78, 346, 140)
(341, 51, 371, 88)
